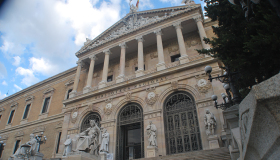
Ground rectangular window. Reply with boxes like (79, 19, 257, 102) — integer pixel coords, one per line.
(56, 132, 62, 153)
(66, 89, 72, 99)
(13, 140, 21, 154)
(171, 54, 181, 62)
(42, 97, 50, 113)
(107, 75, 113, 82)
(7, 110, 15, 124)
(23, 104, 31, 119)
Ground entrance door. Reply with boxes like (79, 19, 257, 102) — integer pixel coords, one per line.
(164, 92, 202, 155)
(116, 103, 144, 160)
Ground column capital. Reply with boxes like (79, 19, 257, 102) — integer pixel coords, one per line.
(173, 21, 182, 29)
(154, 29, 162, 35)
(193, 15, 203, 22)
(136, 36, 144, 42)
(103, 49, 112, 55)
(76, 60, 84, 66)
(119, 42, 127, 49)
(89, 55, 97, 61)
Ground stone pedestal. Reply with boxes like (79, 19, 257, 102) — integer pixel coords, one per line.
(207, 135, 219, 149)
(146, 146, 158, 158)
(156, 62, 166, 71)
(83, 86, 91, 94)
(179, 55, 189, 64)
(99, 152, 107, 160)
(116, 75, 125, 83)
(135, 69, 144, 77)
(99, 81, 107, 89)
(66, 151, 98, 160)
(69, 91, 77, 98)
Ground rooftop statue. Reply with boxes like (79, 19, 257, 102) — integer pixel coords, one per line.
(129, 0, 139, 13)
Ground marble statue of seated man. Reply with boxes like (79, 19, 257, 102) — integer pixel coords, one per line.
(76, 120, 101, 155)
(11, 134, 38, 158)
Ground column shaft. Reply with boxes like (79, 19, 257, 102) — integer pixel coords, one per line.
(195, 16, 211, 49)
(117, 43, 126, 83)
(69, 61, 82, 98)
(173, 22, 189, 64)
(154, 29, 166, 71)
(99, 50, 111, 88)
(83, 55, 96, 93)
(136, 36, 144, 77)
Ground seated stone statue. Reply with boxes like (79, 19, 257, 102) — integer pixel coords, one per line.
(76, 120, 101, 155)
(11, 134, 38, 158)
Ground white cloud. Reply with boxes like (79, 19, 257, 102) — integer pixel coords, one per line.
(15, 67, 39, 86)
(0, 62, 7, 79)
(12, 56, 21, 66)
(159, 0, 182, 6)
(0, 91, 7, 100)
(125, 0, 154, 10)
(30, 57, 58, 76)
(2, 81, 7, 86)
(14, 84, 22, 91)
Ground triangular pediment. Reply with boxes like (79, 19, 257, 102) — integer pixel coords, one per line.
(76, 4, 201, 56)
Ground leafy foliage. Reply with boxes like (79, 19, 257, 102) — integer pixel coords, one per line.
(198, 0, 280, 97)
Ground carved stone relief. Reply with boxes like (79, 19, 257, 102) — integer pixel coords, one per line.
(241, 109, 249, 148)
(195, 74, 212, 93)
(171, 81, 178, 90)
(43, 87, 55, 94)
(14, 131, 24, 138)
(126, 92, 132, 102)
(145, 87, 158, 106)
(33, 126, 46, 133)
(71, 108, 79, 123)
(104, 98, 114, 115)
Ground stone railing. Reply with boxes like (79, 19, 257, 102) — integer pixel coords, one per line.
(166, 61, 180, 68)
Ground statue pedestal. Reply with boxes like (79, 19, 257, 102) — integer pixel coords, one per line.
(146, 146, 158, 158)
(99, 152, 107, 160)
(66, 151, 99, 160)
(207, 135, 220, 149)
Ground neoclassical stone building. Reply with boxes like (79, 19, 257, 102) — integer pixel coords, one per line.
(0, 4, 231, 160)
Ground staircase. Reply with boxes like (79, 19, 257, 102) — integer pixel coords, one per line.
(141, 147, 231, 160)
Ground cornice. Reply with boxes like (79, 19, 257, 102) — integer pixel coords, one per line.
(0, 113, 64, 134)
(76, 4, 202, 57)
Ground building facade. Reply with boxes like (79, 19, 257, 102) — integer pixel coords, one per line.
(0, 4, 228, 160)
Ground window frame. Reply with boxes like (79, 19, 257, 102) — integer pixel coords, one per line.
(22, 103, 31, 120)
(7, 109, 15, 125)
(107, 75, 113, 82)
(41, 97, 51, 114)
(171, 54, 181, 62)
(13, 140, 21, 154)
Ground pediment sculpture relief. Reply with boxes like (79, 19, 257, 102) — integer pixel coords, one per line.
(145, 87, 158, 106)
(104, 98, 114, 115)
(195, 74, 212, 93)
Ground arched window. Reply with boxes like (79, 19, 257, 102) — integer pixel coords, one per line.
(116, 103, 144, 160)
(80, 112, 101, 132)
(164, 92, 202, 155)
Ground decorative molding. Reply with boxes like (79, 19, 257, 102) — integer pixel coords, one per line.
(10, 102, 19, 108)
(43, 87, 55, 94)
(145, 87, 158, 106)
(126, 92, 132, 102)
(104, 98, 114, 115)
(32, 126, 46, 134)
(0, 108, 5, 112)
(171, 81, 179, 90)
(14, 130, 24, 138)
(0, 134, 9, 140)
(55, 122, 63, 129)
(144, 109, 162, 119)
(193, 15, 203, 22)
(65, 79, 75, 86)
(25, 95, 35, 102)
(71, 108, 79, 123)
(194, 73, 212, 93)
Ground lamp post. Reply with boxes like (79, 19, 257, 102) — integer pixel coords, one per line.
(35, 132, 47, 152)
(0, 138, 6, 158)
(205, 65, 242, 110)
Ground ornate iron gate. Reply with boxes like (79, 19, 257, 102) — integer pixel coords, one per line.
(80, 112, 101, 132)
(164, 92, 202, 155)
(116, 103, 144, 160)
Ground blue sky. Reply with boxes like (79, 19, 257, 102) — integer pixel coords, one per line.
(0, 0, 205, 100)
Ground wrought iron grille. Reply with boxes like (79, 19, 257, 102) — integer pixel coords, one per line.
(116, 103, 144, 160)
(80, 112, 101, 132)
(164, 92, 202, 155)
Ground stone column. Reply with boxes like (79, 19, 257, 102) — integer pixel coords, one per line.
(99, 49, 111, 89)
(194, 15, 211, 50)
(83, 55, 97, 94)
(135, 36, 144, 77)
(173, 21, 189, 64)
(117, 42, 127, 83)
(69, 61, 83, 98)
(154, 29, 166, 71)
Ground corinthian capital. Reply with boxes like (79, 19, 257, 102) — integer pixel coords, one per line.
(119, 42, 127, 49)
(103, 49, 112, 55)
(89, 55, 97, 61)
(154, 29, 162, 35)
(76, 60, 84, 66)
(136, 36, 144, 42)
(173, 21, 182, 29)
(193, 15, 203, 22)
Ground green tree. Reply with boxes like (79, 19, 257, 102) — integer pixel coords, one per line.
(198, 0, 280, 97)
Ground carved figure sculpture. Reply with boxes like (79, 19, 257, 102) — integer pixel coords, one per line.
(129, 0, 138, 13)
(76, 120, 101, 155)
(100, 128, 110, 153)
(146, 121, 157, 147)
(63, 135, 72, 156)
(204, 109, 217, 136)
(11, 134, 38, 157)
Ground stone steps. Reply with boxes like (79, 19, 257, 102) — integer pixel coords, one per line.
(141, 147, 231, 160)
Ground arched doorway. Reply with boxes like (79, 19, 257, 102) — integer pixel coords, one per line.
(164, 91, 202, 155)
(116, 103, 144, 160)
(80, 112, 101, 132)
